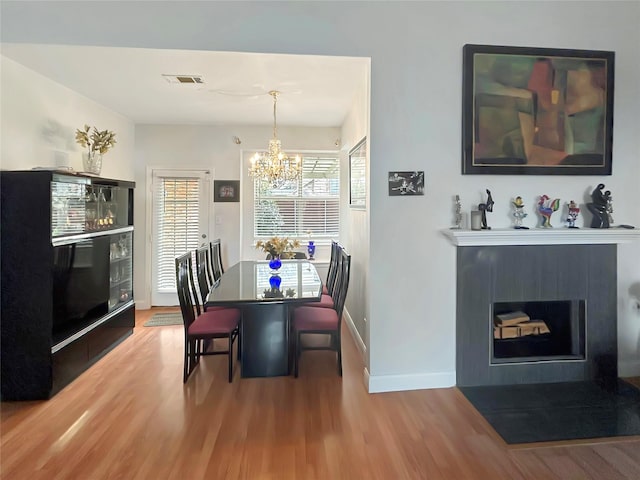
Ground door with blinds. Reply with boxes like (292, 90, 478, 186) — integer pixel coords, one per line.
(151, 170, 210, 306)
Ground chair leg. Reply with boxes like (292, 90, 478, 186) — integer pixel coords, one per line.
(228, 335, 233, 383)
(236, 329, 241, 361)
(294, 331, 300, 378)
(183, 338, 190, 383)
(337, 333, 343, 377)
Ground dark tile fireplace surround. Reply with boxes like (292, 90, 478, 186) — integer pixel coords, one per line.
(456, 243, 617, 387)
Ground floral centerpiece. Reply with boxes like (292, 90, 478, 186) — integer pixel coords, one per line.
(75, 125, 117, 175)
(255, 236, 300, 259)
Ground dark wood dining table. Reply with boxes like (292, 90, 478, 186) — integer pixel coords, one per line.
(205, 260, 322, 377)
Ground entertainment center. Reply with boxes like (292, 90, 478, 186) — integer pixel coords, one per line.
(1, 171, 135, 400)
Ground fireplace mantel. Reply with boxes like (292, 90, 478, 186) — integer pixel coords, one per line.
(442, 228, 640, 247)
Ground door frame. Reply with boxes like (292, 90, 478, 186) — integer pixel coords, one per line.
(144, 166, 213, 308)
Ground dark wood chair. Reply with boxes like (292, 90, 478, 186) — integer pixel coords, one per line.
(195, 246, 213, 308)
(210, 239, 224, 281)
(307, 241, 341, 309)
(323, 241, 340, 295)
(175, 252, 240, 383)
(293, 247, 351, 377)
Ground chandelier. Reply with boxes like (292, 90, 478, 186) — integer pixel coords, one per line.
(249, 90, 302, 188)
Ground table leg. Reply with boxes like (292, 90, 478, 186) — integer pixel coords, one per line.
(240, 303, 289, 377)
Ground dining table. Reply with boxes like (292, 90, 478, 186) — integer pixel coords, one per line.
(205, 260, 322, 377)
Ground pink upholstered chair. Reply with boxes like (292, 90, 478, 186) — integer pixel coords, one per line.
(307, 241, 341, 309)
(175, 252, 240, 383)
(292, 248, 351, 377)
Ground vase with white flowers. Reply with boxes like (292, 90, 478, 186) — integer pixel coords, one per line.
(75, 125, 117, 175)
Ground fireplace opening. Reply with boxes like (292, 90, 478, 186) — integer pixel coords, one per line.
(492, 300, 585, 364)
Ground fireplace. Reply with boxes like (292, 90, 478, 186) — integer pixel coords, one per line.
(492, 300, 586, 363)
(453, 241, 617, 387)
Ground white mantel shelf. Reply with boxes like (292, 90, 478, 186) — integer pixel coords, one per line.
(442, 227, 640, 247)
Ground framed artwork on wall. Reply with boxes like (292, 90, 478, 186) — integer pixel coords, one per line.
(388, 171, 424, 196)
(213, 180, 240, 202)
(462, 44, 615, 175)
(349, 137, 366, 208)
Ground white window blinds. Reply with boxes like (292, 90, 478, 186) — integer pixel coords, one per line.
(254, 155, 340, 239)
(154, 176, 201, 292)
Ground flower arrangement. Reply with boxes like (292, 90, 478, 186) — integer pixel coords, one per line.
(255, 236, 300, 258)
(75, 125, 117, 155)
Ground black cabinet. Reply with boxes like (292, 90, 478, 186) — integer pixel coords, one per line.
(1, 171, 136, 400)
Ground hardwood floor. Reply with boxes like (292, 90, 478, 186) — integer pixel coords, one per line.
(2, 307, 639, 479)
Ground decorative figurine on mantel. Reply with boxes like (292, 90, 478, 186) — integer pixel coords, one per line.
(537, 195, 560, 228)
(512, 196, 529, 229)
(478, 189, 494, 230)
(606, 191, 614, 226)
(566, 200, 580, 228)
(450, 194, 463, 229)
(587, 183, 610, 228)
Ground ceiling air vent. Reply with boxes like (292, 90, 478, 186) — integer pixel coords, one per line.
(162, 74, 204, 84)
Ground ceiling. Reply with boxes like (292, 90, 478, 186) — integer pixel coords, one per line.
(1, 44, 369, 127)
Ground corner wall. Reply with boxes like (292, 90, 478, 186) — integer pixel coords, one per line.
(0, 56, 135, 180)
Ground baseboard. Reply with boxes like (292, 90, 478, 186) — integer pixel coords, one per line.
(343, 308, 366, 358)
(135, 301, 150, 310)
(366, 370, 456, 393)
(619, 359, 640, 377)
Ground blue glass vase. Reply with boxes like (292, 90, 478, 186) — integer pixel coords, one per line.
(268, 255, 282, 272)
(269, 274, 282, 290)
(307, 241, 316, 260)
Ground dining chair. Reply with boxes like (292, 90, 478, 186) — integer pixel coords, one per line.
(292, 247, 351, 377)
(175, 252, 240, 383)
(306, 242, 341, 309)
(323, 241, 340, 295)
(195, 246, 214, 308)
(210, 239, 224, 281)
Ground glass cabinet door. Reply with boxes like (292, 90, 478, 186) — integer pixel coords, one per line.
(109, 232, 133, 310)
(51, 174, 134, 238)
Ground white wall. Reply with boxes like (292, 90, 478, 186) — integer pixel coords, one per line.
(0, 56, 135, 179)
(341, 67, 371, 359)
(3, 1, 639, 387)
(134, 124, 338, 308)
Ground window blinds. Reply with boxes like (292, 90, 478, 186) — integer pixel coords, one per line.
(254, 155, 340, 239)
(154, 176, 201, 292)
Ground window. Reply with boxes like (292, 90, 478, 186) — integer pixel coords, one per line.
(254, 154, 340, 240)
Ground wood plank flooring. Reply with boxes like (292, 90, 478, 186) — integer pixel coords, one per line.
(2, 307, 639, 479)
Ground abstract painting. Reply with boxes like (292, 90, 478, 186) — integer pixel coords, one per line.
(462, 44, 614, 175)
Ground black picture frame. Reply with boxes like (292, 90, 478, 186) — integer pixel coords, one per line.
(388, 171, 424, 196)
(213, 180, 240, 202)
(462, 44, 615, 175)
(349, 137, 366, 208)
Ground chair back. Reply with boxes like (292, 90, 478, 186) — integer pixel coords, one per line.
(333, 248, 351, 319)
(175, 252, 198, 331)
(194, 246, 212, 309)
(210, 239, 223, 281)
(326, 241, 341, 296)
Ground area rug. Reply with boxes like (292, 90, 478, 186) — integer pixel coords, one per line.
(143, 312, 183, 327)
(459, 380, 640, 445)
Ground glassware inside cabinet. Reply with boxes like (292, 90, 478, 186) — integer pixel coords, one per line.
(109, 231, 133, 310)
(51, 179, 87, 237)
